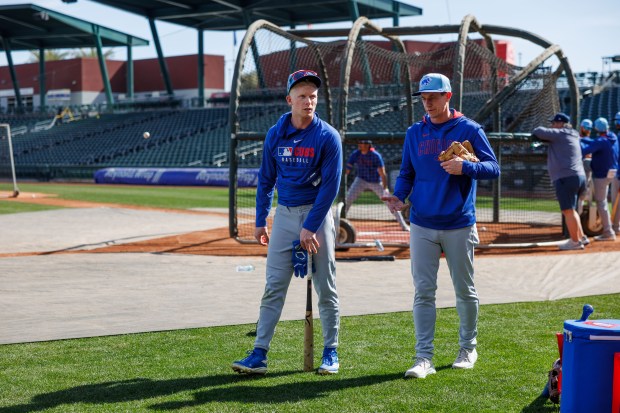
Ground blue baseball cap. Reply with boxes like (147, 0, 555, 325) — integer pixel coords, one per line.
(614, 111, 620, 122)
(548, 112, 570, 123)
(594, 117, 609, 132)
(287, 69, 321, 94)
(413, 73, 451, 96)
(580, 119, 593, 130)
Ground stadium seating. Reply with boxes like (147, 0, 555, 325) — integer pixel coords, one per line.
(4, 77, 620, 181)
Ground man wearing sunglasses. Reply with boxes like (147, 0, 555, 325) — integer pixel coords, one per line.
(232, 70, 343, 375)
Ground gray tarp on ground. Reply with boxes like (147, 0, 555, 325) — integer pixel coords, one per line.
(1, 208, 618, 345)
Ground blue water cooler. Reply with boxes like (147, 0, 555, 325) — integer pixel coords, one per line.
(561, 305, 620, 412)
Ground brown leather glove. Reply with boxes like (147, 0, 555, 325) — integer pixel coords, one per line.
(438, 140, 479, 162)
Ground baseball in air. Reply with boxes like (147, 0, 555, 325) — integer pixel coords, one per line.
(143, 132, 151, 139)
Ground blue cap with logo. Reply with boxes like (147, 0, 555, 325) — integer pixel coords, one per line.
(549, 112, 570, 123)
(594, 117, 609, 132)
(580, 119, 593, 130)
(615, 112, 620, 122)
(287, 69, 321, 94)
(413, 73, 451, 96)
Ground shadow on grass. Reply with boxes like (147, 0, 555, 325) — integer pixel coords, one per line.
(0, 373, 286, 413)
(0, 372, 401, 412)
(150, 373, 402, 410)
(521, 394, 559, 412)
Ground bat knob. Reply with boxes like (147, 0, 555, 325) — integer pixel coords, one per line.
(578, 304, 594, 322)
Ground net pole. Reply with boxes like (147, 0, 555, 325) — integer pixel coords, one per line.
(0, 123, 19, 197)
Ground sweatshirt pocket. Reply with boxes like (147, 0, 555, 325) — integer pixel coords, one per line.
(410, 179, 466, 223)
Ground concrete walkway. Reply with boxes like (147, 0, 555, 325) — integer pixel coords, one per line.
(1, 208, 619, 345)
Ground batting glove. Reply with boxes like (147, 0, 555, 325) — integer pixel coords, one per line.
(292, 240, 315, 278)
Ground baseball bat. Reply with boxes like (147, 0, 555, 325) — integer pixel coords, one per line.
(303, 252, 314, 372)
(611, 187, 620, 224)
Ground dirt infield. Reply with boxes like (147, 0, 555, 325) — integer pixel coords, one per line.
(2, 191, 618, 259)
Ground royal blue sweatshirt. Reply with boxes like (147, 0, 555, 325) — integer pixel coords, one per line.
(580, 131, 619, 178)
(256, 112, 342, 233)
(393, 110, 500, 230)
(346, 148, 384, 182)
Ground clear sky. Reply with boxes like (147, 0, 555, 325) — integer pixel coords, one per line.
(1, 0, 618, 90)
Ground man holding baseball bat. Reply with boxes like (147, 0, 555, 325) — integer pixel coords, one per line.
(382, 73, 500, 379)
(232, 70, 343, 375)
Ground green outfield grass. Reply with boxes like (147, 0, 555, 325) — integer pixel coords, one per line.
(1, 294, 617, 412)
(1, 183, 561, 215)
(0, 201, 61, 215)
(0, 183, 248, 215)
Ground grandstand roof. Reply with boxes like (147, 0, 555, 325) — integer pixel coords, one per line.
(82, 0, 423, 30)
(0, 4, 149, 52)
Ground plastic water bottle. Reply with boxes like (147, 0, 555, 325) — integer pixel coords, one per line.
(236, 265, 255, 272)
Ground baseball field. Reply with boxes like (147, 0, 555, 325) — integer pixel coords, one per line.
(1, 183, 619, 412)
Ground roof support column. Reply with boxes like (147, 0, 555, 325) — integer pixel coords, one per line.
(148, 16, 174, 96)
(198, 28, 205, 107)
(38, 46, 46, 112)
(289, 24, 297, 74)
(93, 25, 114, 109)
(392, 1, 400, 26)
(126, 42, 134, 99)
(2, 37, 23, 113)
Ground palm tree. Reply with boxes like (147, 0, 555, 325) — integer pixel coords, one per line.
(72, 48, 115, 59)
(28, 47, 115, 62)
(28, 49, 72, 62)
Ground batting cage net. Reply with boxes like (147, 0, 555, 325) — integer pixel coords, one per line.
(229, 16, 579, 248)
(0, 124, 20, 198)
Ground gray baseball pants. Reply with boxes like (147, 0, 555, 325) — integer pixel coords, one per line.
(410, 223, 479, 360)
(254, 204, 339, 351)
(593, 176, 614, 237)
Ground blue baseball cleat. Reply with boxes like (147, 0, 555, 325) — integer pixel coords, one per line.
(232, 348, 268, 374)
(318, 347, 339, 375)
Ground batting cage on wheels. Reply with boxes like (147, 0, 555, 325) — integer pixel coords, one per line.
(228, 15, 580, 249)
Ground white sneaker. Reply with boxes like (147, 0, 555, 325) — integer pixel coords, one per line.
(594, 233, 616, 242)
(404, 357, 436, 378)
(581, 236, 590, 246)
(558, 239, 584, 250)
(452, 348, 478, 369)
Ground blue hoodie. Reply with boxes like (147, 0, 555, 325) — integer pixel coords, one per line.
(256, 112, 342, 233)
(580, 131, 619, 178)
(393, 110, 500, 230)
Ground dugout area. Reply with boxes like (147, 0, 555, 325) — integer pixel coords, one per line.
(228, 16, 581, 249)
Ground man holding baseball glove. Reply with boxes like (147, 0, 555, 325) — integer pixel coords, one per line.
(382, 73, 500, 378)
(232, 70, 343, 375)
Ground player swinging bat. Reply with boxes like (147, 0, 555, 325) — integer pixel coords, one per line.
(231, 69, 341, 375)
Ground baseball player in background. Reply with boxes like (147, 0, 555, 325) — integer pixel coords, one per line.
(531, 113, 587, 250)
(345, 140, 410, 231)
(382, 73, 500, 379)
(580, 117, 619, 241)
(612, 112, 620, 234)
(231, 70, 343, 375)
(578, 119, 594, 213)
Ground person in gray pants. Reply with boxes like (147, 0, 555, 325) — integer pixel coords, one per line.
(231, 70, 343, 375)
